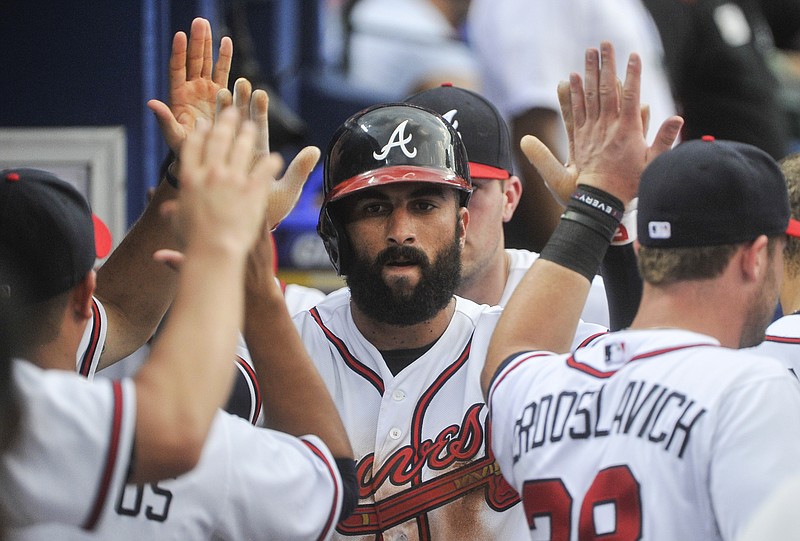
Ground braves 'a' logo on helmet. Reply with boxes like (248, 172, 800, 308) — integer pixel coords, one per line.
(372, 120, 418, 160)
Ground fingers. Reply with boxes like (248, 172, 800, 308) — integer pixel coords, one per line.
(148, 99, 183, 151)
(281, 146, 320, 186)
(180, 118, 210, 179)
(520, 135, 574, 204)
(214, 36, 234, 88)
(186, 18, 208, 80)
(168, 32, 188, 96)
(233, 78, 253, 128)
(619, 50, 642, 122)
(201, 19, 214, 79)
(229, 120, 258, 171)
(216, 88, 233, 118)
(557, 81, 575, 164)
(598, 41, 619, 118)
(205, 108, 238, 169)
(152, 249, 186, 272)
(649, 115, 684, 157)
(570, 73, 586, 130)
(583, 48, 600, 122)
(253, 145, 314, 230)
(640, 104, 651, 138)
(251, 89, 270, 157)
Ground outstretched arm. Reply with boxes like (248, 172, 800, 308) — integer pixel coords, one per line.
(483, 42, 683, 396)
(94, 18, 233, 367)
(226, 82, 351, 456)
(130, 107, 277, 483)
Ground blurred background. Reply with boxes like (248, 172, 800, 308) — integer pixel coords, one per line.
(1, 0, 798, 291)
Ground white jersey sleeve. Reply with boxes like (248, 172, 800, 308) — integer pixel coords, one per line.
(76, 297, 108, 379)
(2, 360, 136, 530)
(751, 314, 800, 381)
(9, 411, 344, 541)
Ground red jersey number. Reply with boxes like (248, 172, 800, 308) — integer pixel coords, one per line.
(522, 465, 642, 540)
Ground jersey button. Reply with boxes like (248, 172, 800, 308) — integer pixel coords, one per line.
(389, 428, 402, 439)
(392, 390, 406, 401)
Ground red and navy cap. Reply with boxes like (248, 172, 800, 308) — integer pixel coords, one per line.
(0, 168, 112, 304)
(638, 136, 792, 247)
(404, 83, 513, 180)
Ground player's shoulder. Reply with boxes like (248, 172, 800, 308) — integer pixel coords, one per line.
(294, 286, 348, 318)
(454, 295, 503, 326)
(293, 286, 352, 338)
(283, 283, 327, 316)
(504, 248, 539, 270)
(764, 314, 800, 340)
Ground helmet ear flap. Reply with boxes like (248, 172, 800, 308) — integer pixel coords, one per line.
(317, 206, 352, 276)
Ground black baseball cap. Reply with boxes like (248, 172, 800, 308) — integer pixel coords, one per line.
(0, 168, 112, 304)
(638, 137, 793, 247)
(404, 83, 513, 180)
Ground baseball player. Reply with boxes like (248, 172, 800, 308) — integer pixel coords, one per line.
(0, 106, 278, 529)
(750, 152, 800, 380)
(281, 101, 608, 541)
(404, 83, 645, 328)
(485, 42, 800, 541)
(12, 224, 355, 541)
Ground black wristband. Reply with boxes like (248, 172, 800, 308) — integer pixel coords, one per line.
(335, 457, 358, 520)
(159, 150, 180, 189)
(539, 185, 624, 282)
(570, 185, 624, 222)
(567, 185, 624, 240)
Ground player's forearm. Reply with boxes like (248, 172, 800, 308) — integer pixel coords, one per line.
(95, 180, 180, 367)
(131, 244, 246, 482)
(244, 284, 353, 460)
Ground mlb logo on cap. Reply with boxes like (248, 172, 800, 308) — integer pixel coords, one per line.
(648, 222, 672, 239)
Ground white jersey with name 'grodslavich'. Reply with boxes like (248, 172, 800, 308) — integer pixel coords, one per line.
(488, 328, 800, 541)
(10, 297, 344, 541)
(294, 291, 606, 541)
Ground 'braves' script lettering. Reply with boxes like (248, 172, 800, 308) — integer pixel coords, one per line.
(373, 120, 418, 160)
(357, 404, 484, 498)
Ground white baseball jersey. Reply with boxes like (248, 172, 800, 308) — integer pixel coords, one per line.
(751, 314, 800, 381)
(1, 365, 135, 530)
(291, 291, 606, 540)
(502, 249, 610, 327)
(11, 297, 345, 541)
(735, 471, 800, 541)
(11, 413, 344, 541)
(488, 328, 800, 541)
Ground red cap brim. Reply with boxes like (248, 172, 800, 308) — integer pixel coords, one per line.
(92, 214, 113, 258)
(788, 218, 800, 239)
(469, 162, 510, 180)
(325, 165, 471, 204)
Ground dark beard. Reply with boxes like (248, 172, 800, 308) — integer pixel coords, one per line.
(346, 235, 462, 326)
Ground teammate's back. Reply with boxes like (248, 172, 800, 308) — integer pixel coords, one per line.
(489, 329, 800, 540)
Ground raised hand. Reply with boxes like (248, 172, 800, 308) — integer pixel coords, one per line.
(147, 17, 233, 155)
(216, 77, 320, 230)
(520, 42, 683, 206)
(162, 107, 283, 261)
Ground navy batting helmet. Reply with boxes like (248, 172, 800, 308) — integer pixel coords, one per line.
(318, 103, 472, 275)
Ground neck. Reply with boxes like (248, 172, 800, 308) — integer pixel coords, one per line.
(350, 297, 456, 350)
(780, 273, 800, 315)
(457, 251, 510, 306)
(630, 281, 745, 348)
(19, 337, 80, 372)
